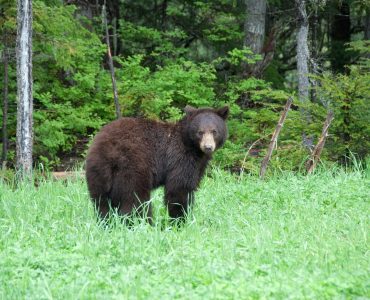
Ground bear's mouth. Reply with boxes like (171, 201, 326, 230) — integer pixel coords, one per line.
(200, 133, 216, 154)
(201, 147, 215, 155)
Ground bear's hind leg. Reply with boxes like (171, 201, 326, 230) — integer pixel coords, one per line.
(94, 198, 110, 220)
(109, 171, 153, 224)
(86, 160, 113, 220)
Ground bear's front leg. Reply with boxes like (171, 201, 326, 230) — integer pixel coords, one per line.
(164, 185, 194, 220)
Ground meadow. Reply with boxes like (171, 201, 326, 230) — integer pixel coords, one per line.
(0, 168, 369, 299)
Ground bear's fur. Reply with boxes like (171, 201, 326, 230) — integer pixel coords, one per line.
(85, 106, 229, 222)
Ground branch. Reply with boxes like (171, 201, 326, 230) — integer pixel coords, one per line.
(306, 111, 334, 174)
(259, 97, 293, 179)
(103, 2, 121, 119)
(239, 136, 266, 178)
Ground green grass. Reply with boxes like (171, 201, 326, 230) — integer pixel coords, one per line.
(0, 169, 369, 299)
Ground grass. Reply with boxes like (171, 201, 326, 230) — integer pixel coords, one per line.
(0, 168, 369, 299)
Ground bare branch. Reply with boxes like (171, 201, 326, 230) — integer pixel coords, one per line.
(103, 2, 121, 119)
(259, 97, 293, 179)
(306, 111, 334, 174)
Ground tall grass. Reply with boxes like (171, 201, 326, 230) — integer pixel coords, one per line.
(0, 168, 369, 299)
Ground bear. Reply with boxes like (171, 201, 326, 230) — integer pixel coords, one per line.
(85, 105, 229, 223)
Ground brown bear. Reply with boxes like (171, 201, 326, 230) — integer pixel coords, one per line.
(85, 105, 229, 223)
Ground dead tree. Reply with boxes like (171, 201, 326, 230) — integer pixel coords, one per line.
(306, 111, 334, 174)
(103, 2, 121, 119)
(260, 97, 293, 179)
(16, 0, 33, 175)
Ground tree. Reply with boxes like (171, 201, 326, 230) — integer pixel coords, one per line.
(296, 0, 312, 148)
(16, 0, 33, 174)
(243, 0, 267, 76)
(296, 0, 311, 123)
(244, 0, 266, 55)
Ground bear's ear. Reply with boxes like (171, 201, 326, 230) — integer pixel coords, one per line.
(184, 105, 197, 114)
(216, 106, 229, 120)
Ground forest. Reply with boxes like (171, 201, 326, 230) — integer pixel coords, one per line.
(1, 0, 369, 174)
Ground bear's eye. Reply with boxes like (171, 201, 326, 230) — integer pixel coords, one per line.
(212, 129, 218, 135)
(197, 131, 204, 136)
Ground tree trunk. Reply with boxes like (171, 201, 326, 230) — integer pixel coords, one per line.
(296, 0, 310, 112)
(112, 17, 118, 56)
(310, 7, 319, 103)
(364, 10, 370, 40)
(244, 0, 266, 54)
(329, 1, 351, 73)
(1, 47, 9, 168)
(161, 0, 168, 30)
(296, 0, 313, 150)
(16, 0, 33, 175)
(103, 3, 121, 119)
(243, 0, 266, 76)
(106, 0, 121, 55)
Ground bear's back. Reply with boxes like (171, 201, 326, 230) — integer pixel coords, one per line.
(88, 118, 173, 163)
(86, 117, 185, 190)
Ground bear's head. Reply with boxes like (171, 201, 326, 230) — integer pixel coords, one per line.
(181, 105, 229, 155)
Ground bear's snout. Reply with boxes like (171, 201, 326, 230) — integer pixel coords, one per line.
(200, 132, 216, 154)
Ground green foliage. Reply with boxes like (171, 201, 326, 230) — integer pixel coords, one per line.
(348, 40, 370, 69)
(116, 56, 216, 120)
(1, 1, 112, 164)
(314, 41, 370, 161)
(209, 48, 299, 170)
(203, 13, 244, 43)
(119, 20, 187, 59)
(263, 60, 286, 90)
(120, 0, 245, 62)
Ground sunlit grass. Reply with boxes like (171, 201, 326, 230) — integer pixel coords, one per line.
(0, 168, 369, 299)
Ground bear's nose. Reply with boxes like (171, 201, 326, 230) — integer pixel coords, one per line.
(204, 145, 214, 152)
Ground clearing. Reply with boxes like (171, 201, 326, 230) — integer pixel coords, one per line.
(0, 169, 369, 299)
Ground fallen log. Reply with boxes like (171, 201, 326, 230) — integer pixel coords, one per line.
(51, 171, 85, 180)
